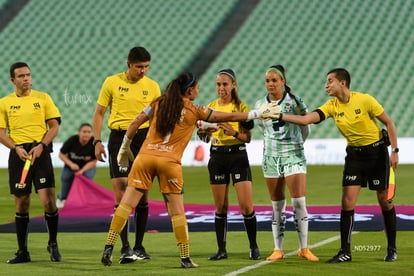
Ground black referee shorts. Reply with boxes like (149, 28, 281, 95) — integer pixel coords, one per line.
(9, 142, 55, 195)
(342, 142, 389, 191)
(208, 145, 252, 185)
(108, 128, 149, 178)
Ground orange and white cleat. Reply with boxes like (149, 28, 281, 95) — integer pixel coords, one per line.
(266, 249, 284, 261)
(298, 248, 319, 261)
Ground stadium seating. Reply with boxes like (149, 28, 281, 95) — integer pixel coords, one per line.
(0, 0, 413, 141)
(0, 0, 7, 9)
(0, 0, 237, 140)
(198, 0, 414, 138)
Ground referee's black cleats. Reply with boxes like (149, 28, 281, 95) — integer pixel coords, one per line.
(208, 250, 228, 260)
(249, 247, 261, 260)
(133, 246, 151, 260)
(384, 247, 397, 262)
(47, 242, 62, 262)
(7, 250, 31, 264)
(327, 249, 352, 263)
(119, 246, 138, 264)
(101, 244, 114, 266)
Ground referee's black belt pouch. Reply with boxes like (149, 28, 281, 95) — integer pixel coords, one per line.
(381, 129, 391, 146)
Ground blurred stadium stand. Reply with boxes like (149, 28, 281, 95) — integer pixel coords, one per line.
(0, 0, 413, 141)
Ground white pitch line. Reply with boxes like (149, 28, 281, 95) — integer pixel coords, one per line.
(223, 232, 360, 276)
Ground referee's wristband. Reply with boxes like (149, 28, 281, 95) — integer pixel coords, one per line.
(40, 142, 47, 149)
(233, 132, 240, 139)
(12, 145, 23, 151)
(93, 139, 102, 146)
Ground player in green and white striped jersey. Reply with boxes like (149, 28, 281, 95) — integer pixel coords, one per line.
(255, 91, 308, 159)
(255, 65, 318, 262)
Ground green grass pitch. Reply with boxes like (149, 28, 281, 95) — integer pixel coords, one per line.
(0, 165, 413, 275)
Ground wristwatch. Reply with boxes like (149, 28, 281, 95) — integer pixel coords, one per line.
(391, 148, 399, 153)
(93, 139, 102, 146)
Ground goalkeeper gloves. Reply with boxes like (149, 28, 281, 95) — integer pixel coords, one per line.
(247, 102, 282, 120)
(117, 135, 134, 173)
(196, 120, 219, 132)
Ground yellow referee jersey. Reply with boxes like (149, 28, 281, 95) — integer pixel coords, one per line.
(318, 91, 384, 147)
(0, 89, 61, 144)
(207, 100, 249, 146)
(97, 72, 161, 130)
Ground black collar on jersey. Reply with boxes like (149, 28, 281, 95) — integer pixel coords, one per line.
(267, 91, 301, 107)
(266, 92, 286, 105)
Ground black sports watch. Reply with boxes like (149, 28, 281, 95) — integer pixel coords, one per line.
(391, 148, 399, 153)
(93, 139, 102, 146)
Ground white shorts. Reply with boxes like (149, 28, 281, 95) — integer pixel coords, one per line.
(262, 155, 306, 178)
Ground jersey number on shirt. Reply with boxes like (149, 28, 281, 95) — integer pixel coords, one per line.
(272, 119, 285, 132)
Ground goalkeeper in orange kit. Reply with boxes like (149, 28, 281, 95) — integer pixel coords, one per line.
(101, 72, 281, 268)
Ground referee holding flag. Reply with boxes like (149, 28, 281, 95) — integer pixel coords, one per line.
(0, 62, 62, 264)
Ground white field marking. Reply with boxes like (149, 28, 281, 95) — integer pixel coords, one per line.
(223, 232, 360, 276)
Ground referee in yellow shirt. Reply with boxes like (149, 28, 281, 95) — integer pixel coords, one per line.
(0, 62, 62, 264)
(93, 46, 161, 263)
(200, 69, 260, 261)
(280, 68, 398, 263)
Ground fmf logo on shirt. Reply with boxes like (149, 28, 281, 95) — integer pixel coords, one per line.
(9, 105, 20, 110)
(33, 102, 41, 109)
(118, 86, 129, 93)
(335, 112, 345, 118)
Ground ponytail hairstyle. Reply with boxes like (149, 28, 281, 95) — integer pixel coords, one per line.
(155, 72, 198, 137)
(218, 68, 241, 111)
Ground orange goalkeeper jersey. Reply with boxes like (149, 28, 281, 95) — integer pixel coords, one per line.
(139, 98, 212, 162)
